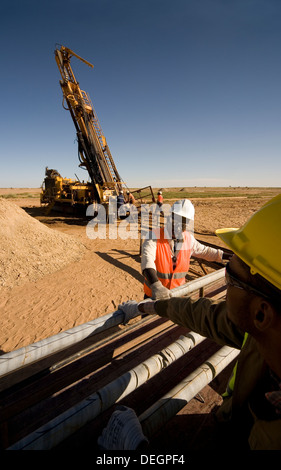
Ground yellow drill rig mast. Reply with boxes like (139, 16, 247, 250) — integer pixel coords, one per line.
(41, 45, 124, 211)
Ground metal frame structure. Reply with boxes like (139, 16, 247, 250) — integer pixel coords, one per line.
(0, 268, 236, 451)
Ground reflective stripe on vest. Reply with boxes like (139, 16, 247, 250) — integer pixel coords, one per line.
(156, 271, 188, 280)
(222, 332, 249, 398)
(144, 228, 192, 297)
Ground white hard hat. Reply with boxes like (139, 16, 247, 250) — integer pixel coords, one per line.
(171, 199, 194, 220)
(158, 191, 162, 194)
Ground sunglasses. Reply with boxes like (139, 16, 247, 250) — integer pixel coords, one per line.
(225, 262, 271, 300)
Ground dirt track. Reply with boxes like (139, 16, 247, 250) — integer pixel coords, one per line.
(0, 187, 280, 354)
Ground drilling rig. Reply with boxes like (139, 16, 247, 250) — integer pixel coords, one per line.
(41, 45, 128, 213)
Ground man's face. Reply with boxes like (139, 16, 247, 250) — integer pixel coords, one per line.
(172, 214, 187, 238)
(225, 255, 255, 332)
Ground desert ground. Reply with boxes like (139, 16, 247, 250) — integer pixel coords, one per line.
(1, 186, 280, 451)
(0, 186, 280, 354)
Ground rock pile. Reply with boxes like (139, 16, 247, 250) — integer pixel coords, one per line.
(0, 198, 85, 288)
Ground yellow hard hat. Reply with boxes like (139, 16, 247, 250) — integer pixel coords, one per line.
(215, 194, 281, 291)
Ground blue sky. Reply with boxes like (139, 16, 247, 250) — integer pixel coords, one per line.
(1, 0, 281, 188)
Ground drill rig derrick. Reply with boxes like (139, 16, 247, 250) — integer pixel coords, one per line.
(41, 45, 124, 212)
(55, 45, 123, 203)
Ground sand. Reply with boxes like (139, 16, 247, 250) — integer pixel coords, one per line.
(0, 187, 279, 354)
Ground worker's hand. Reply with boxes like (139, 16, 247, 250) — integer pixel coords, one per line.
(97, 405, 148, 450)
(118, 300, 141, 324)
(151, 281, 172, 300)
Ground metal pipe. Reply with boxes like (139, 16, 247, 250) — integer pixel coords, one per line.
(171, 268, 225, 297)
(8, 332, 205, 450)
(0, 268, 225, 377)
(140, 345, 239, 439)
(0, 309, 129, 377)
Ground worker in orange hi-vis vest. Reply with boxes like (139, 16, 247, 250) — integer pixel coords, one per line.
(157, 190, 163, 207)
(141, 199, 231, 300)
(126, 190, 136, 205)
(100, 194, 281, 451)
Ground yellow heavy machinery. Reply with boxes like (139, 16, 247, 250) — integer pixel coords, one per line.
(41, 45, 127, 213)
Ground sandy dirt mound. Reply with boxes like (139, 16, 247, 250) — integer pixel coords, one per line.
(0, 198, 86, 288)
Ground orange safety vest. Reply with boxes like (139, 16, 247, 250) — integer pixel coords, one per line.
(144, 228, 192, 297)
